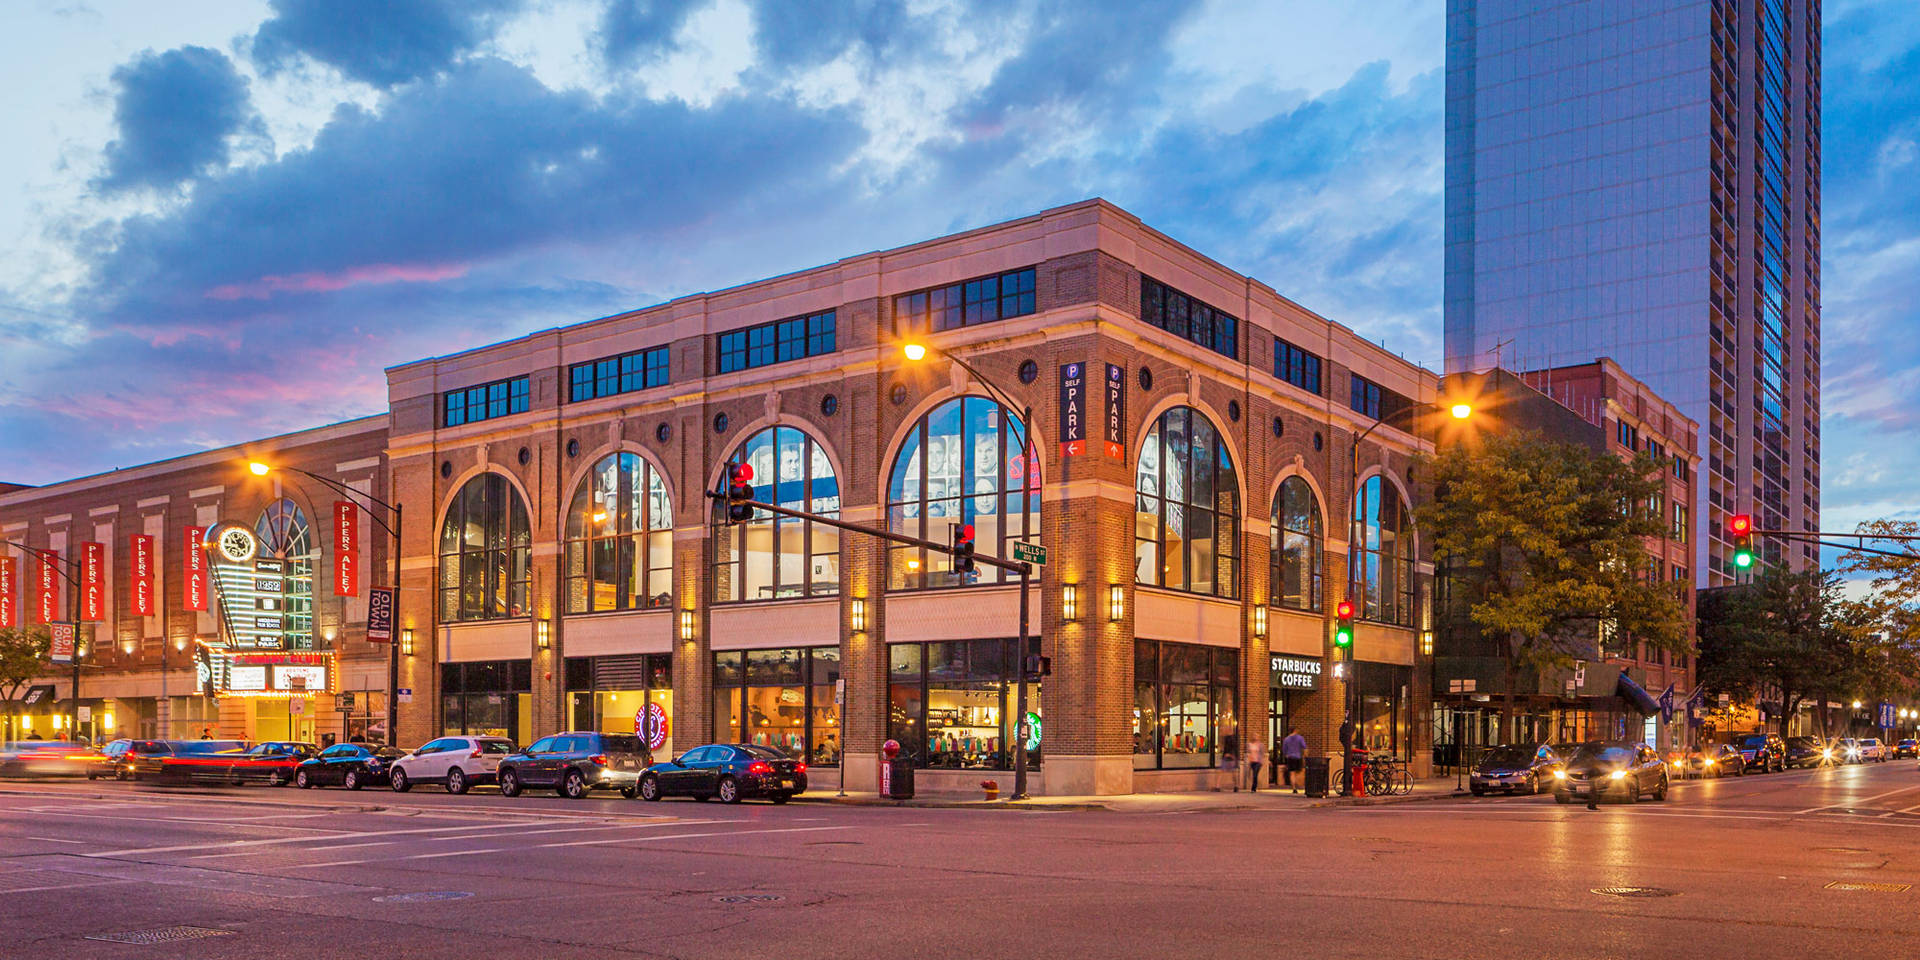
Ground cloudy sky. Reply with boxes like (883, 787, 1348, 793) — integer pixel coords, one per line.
(0, 0, 1915, 553)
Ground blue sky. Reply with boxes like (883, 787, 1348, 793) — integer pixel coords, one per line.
(0, 0, 1914, 557)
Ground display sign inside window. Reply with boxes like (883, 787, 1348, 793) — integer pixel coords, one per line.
(228, 665, 268, 691)
(275, 665, 327, 691)
(1271, 655, 1322, 690)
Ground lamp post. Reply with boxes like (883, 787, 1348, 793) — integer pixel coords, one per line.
(902, 340, 1039, 801)
(1346, 400, 1471, 770)
(249, 461, 402, 747)
(3, 539, 85, 741)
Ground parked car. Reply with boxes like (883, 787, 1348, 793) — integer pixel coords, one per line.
(1677, 743, 1746, 779)
(497, 732, 648, 799)
(1552, 741, 1668, 804)
(223, 742, 320, 785)
(1468, 744, 1560, 795)
(1785, 736, 1832, 769)
(127, 739, 249, 782)
(293, 743, 405, 789)
(0, 740, 93, 777)
(637, 744, 808, 804)
(1729, 733, 1786, 773)
(389, 736, 515, 794)
(1894, 739, 1918, 760)
(1853, 738, 1889, 763)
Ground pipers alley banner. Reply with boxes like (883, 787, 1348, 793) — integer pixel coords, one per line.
(38, 549, 59, 623)
(334, 501, 359, 597)
(0, 555, 15, 628)
(184, 526, 208, 612)
(130, 534, 155, 617)
(81, 541, 106, 622)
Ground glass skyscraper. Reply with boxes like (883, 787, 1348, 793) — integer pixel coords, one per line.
(1444, 0, 1821, 584)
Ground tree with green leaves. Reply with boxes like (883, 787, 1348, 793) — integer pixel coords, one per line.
(1695, 570, 1870, 737)
(1420, 431, 1685, 742)
(0, 624, 52, 742)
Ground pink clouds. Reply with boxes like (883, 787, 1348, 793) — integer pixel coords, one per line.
(206, 261, 470, 300)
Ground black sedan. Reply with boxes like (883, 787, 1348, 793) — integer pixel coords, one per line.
(1785, 736, 1833, 769)
(1552, 741, 1668, 805)
(636, 744, 807, 804)
(1468, 744, 1560, 795)
(294, 743, 405, 790)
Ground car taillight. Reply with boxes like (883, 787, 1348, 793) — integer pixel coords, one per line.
(748, 762, 772, 775)
(589, 755, 609, 766)
(470, 750, 484, 759)
(795, 762, 807, 774)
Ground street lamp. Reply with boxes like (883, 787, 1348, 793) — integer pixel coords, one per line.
(248, 460, 403, 746)
(901, 339, 1038, 800)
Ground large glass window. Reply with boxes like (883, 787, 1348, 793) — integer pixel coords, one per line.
(892, 268, 1038, 335)
(710, 647, 839, 765)
(438, 473, 532, 621)
(565, 453, 672, 613)
(1271, 477, 1322, 612)
(887, 397, 1039, 589)
(1139, 276, 1239, 359)
(716, 311, 836, 374)
(1134, 406, 1240, 597)
(712, 427, 840, 602)
(1273, 338, 1323, 395)
(1132, 639, 1237, 770)
(441, 659, 532, 745)
(565, 654, 673, 760)
(252, 498, 315, 650)
(568, 346, 670, 402)
(443, 376, 529, 427)
(886, 638, 1040, 770)
(1351, 475, 1415, 626)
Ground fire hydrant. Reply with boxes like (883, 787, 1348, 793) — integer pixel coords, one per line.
(981, 779, 1000, 800)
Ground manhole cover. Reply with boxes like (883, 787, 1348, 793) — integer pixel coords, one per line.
(85, 926, 234, 945)
(1825, 881, 1911, 893)
(1591, 886, 1678, 899)
(374, 891, 474, 903)
(713, 894, 785, 905)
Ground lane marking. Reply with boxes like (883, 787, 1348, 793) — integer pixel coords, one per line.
(538, 824, 853, 849)
(1794, 783, 1920, 815)
(83, 819, 596, 858)
(403, 848, 502, 860)
(23, 836, 89, 844)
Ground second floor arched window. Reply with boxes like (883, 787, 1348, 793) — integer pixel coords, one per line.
(255, 498, 315, 649)
(1134, 406, 1240, 598)
(1271, 476, 1322, 612)
(565, 453, 672, 613)
(712, 426, 840, 602)
(1352, 475, 1415, 626)
(439, 472, 531, 621)
(887, 396, 1038, 589)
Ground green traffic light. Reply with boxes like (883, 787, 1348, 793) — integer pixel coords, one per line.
(1335, 627, 1353, 647)
(1734, 551, 1753, 569)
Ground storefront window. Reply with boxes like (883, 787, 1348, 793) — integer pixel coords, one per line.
(254, 498, 316, 649)
(712, 427, 841, 602)
(1271, 476, 1322, 612)
(565, 654, 673, 759)
(886, 396, 1039, 589)
(565, 453, 672, 613)
(1134, 406, 1240, 597)
(1132, 639, 1237, 770)
(438, 473, 532, 621)
(1355, 661, 1412, 761)
(1351, 475, 1415, 625)
(710, 647, 839, 764)
(441, 659, 533, 745)
(886, 638, 1040, 770)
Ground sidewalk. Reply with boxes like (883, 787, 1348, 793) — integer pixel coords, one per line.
(792, 776, 1471, 813)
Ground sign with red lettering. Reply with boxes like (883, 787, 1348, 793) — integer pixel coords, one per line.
(38, 550, 59, 623)
(1059, 362, 1087, 457)
(184, 526, 208, 612)
(130, 535, 155, 617)
(81, 542, 105, 622)
(333, 501, 359, 597)
(0, 556, 14, 628)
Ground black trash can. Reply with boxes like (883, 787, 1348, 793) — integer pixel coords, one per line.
(1303, 756, 1330, 799)
(882, 758, 915, 800)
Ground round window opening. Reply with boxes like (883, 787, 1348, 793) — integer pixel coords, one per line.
(1018, 360, 1039, 385)
(821, 394, 839, 416)
(1138, 367, 1153, 391)
(655, 423, 672, 443)
(713, 412, 730, 434)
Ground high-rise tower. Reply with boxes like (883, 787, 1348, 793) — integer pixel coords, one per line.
(1444, 0, 1821, 585)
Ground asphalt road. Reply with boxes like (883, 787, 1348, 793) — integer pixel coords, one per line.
(4, 761, 1919, 959)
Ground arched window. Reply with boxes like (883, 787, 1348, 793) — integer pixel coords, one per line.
(254, 498, 315, 649)
(439, 473, 531, 621)
(565, 453, 672, 613)
(1271, 477, 1322, 611)
(887, 397, 1038, 589)
(1352, 475, 1414, 625)
(1134, 406, 1240, 597)
(712, 426, 840, 602)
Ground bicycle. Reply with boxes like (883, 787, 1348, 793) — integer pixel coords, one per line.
(1366, 754, 1413, 796)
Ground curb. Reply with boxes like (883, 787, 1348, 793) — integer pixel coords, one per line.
(788, 794, 1111, 812)
(1308, 790, 1473, 809)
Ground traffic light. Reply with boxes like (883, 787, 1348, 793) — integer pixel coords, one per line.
(952, 523, 977, 575)
(1334, 599, 1355, 649)
(1729, 513, 1754, 569)
(725, 461, 755, 524)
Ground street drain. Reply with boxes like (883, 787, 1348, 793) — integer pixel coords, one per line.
(1590, 887, 1678, 899)
(1824, 881, 1911, 893)
(713, 894, 785, 905)
(85, 926, 234, 945)
(374, 891, 474, 903)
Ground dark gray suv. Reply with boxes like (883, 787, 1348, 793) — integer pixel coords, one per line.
(496, 731, 649, 799)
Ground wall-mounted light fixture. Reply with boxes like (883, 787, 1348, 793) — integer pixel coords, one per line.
(1420, 630, 1434, 656)
(850, 598, 867, 633)
(173, 636, 187, 652)
(400, 628, 416, 657)
(679, 609, 697, 642)
(1061, 585, 1078, 622)
(121, 639, 136, 655)
(1108, 585, 1125, 622)
(536, 618, 551, 650)
(1253, 605, 1268, 638)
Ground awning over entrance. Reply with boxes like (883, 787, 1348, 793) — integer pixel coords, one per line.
(1616, 672, 1660, 715)
(10, 684, 57, 707)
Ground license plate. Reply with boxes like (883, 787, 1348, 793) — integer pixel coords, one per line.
(779, 779, 793, 789)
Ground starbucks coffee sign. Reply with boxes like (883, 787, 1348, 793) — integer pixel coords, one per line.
(1271, 655, 1322, 690)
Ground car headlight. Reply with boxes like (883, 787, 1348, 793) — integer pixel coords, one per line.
(1705, 758, 1715, 766)
(1822, 750, 1833, 758)
(1553, 770, 1566, 780)
(1610, 770, 1627, 781)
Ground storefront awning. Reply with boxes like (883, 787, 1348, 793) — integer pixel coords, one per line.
(10, 684, 57, 707)
(1615, 672, 1660, 715)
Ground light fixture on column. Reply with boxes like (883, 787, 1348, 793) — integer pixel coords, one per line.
(849, 598, 867, 633)
(1420, 630, 1434, 656)
(1061, 584, 1078, 622)
(400, 628, 415, 657)
(173, 636, 187, 652)
(121, 639, 136, 655)
(1253, 605, 1267, 638)
(1108, 585, 1125, 622)
(536, 618, 551, 650)
(679, 609, 696, 642)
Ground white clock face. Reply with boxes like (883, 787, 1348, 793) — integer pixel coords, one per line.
(216, 526, 257, 564)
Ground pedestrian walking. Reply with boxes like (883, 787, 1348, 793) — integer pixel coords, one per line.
(1281, 727, 1307, 792)
(199, 726, 213, 740)
(1245, 737, 1265, 792)
(1219, 727, 1240, 791)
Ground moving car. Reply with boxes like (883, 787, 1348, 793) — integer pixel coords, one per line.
(1675, 743, 1745, 779)
(1468, 744, 1560, 795)
(82, 739, 135, 780)
(1784, 736, 1832, 769)
(636, 744, 808, 804)
(293, 743, 405, 789)
(1729, 733, 1786, 773)
(388, 736, 515, 794)
(223, 742, 320, 785)
(127, 740, 248, 782)
(0, 740, 93, 777)
(1854, 738, 1889, 763)
(497, 732, 648, 799)
(1895, 739, 1918, 760)
(1552, 741, 1668, 804)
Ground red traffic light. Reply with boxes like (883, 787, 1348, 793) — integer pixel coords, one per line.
(1728, 514, 1752, 536)
(1336, 600, 1355, 620)
(730, 462, 754, 484)
(959, 524, 975, 542)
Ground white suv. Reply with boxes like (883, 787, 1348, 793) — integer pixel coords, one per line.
(1854, 738, 1889, 763)
(389, 736, 516, 794)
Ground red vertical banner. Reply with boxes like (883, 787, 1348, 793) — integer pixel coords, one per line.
(81, 542, 106, 622)
(333, 501, 359, 597)
(130, 534, 155, 617)
(184, 526, 207, 612)
(38, 549, 59, 623)
(0, 555, 15, 628)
